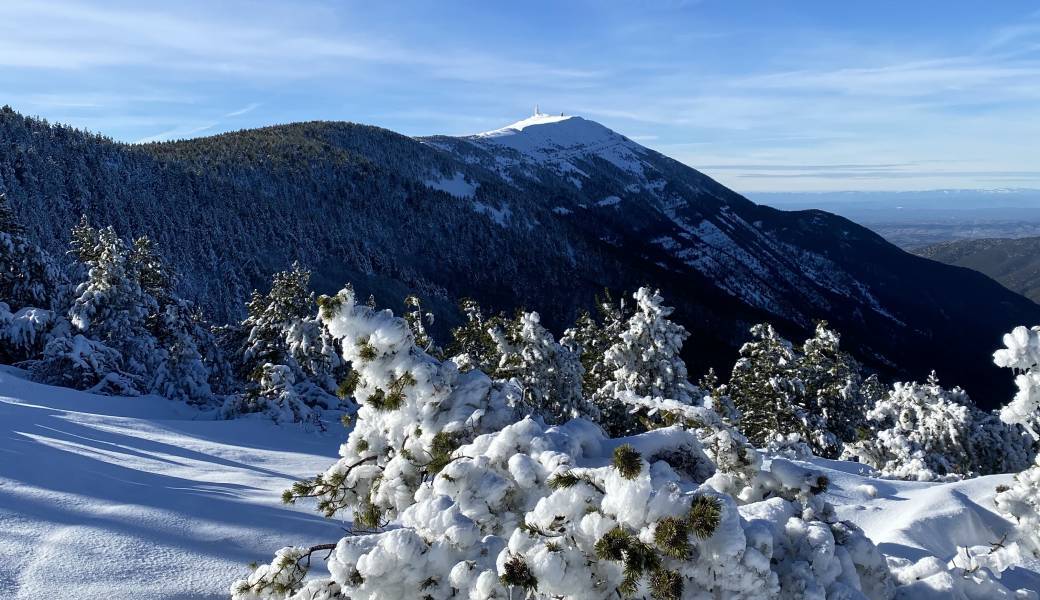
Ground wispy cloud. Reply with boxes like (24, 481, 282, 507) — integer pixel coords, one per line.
(225, 103, 261, 117)
(134, 121, 219, 144)
(4, 1, 1040, 191)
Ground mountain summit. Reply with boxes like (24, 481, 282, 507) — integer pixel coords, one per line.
(466, 112, 653, 183)
(1, 105, 1036, 405)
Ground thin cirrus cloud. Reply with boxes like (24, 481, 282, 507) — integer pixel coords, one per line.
(2, 0, 1040, 191)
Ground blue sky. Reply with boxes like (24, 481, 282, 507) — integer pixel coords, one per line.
(3, 0, 1040, 192)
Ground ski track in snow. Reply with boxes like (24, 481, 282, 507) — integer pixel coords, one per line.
(1, 366, 1039, 596)
(0, 366, 344, 600)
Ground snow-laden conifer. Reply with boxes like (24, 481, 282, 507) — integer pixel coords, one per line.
(842, 373, 1033, 481)
(493, 310, 587, 423)
(28, 218, 217, 402)
(226, 263, 347, 424)
(986, 326, 1040, 570)
(232, 289, 900, 600)
(595, 288, 698, 435)
(729, 322, 878, 458)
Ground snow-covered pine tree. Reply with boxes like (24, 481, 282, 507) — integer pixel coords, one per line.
(232, 288, 898, 600)
(30, 218, 218, 401)
(493, 310, 587, 423)
(226, 262, 346, 424)
(49, 218, 161, 392)
(595, 288, 699, 436)
(728, 322, 875, 458)
(727, 323, 817, 451)
(798, 321, 870, 449)
(561, 290, 627, 405)
(446, 297, 504, 373)
(0, 193, 68, 362)
(150, 298, 215, 405)
(842, 372, 1033, 481)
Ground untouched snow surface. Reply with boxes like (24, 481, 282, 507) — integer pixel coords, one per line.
(1, 367, 1038, 597)
(0, 367, 343, 599)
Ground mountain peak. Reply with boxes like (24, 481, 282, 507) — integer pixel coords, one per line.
(475, 112, 579, 138)
(464, 111, 643, 176)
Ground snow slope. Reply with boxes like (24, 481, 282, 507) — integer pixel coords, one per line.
(1, 367, 1038, 597)
(0, 367, 343, 600)
(810, 455, 1040, 593)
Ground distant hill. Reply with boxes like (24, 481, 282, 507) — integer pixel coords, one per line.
(751, 190, 1040, 248)
(916, 236, 1040, 304)
(2, 105, 1038, 407)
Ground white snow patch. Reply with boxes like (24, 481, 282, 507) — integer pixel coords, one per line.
(596, 195, 622, 207)
(472, 201, 512, 226)
(424, 171, 478, 199)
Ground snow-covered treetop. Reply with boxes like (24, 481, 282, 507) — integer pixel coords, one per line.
(994, 325, 1040, 434)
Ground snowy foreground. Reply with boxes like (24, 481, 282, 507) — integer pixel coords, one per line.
(1, 367, 1038, 598)
(0, 367, 344, 599)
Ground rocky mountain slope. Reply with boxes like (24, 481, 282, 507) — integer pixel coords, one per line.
(1, 106, 1036, 406)
(916, 236, 1040, 304)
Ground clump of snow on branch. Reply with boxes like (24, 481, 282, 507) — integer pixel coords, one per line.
(994, 325, 1040, 436)
(987, 325, 1040, 574)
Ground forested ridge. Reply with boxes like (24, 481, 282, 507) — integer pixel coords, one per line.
(2, 105, 1038, 406)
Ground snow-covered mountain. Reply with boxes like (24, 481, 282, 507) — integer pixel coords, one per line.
(1, 106, 1037, 406)
(431, 113, 893, 323)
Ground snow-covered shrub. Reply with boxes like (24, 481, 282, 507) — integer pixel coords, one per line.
(594, 288, 699, 436)
(30, 333, 135, 394)
(221, 363, 333, 427)
(0, 302, 66, 363)
(232, 289, 899, 600)
(888, 554, 1037, 599)
(842, 374, 1034, 481)
(763, 432, 816, 461)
